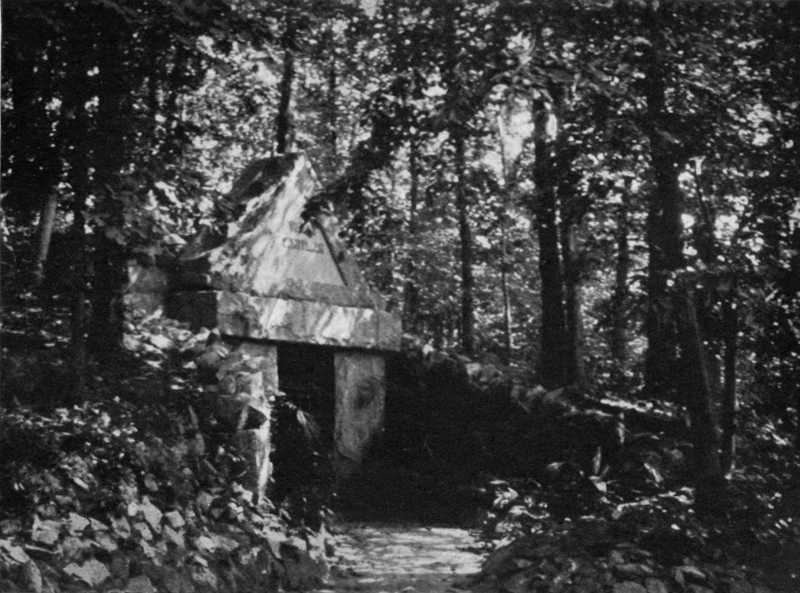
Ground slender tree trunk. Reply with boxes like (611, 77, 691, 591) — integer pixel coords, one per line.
(611, 186, 630, 364)
(276, 16, 296, 154)
(643, 6, 724, 504)
(694, 169, 722, 397)
(497, 116, 514, 364)
(402, 139, 420, 333)
(69, 196, 89, 403)
(453, 130, 474, 355)
(327, 36, 338, 169)
(561, 220, 585, 386)
(500, 241, 513, 364)
(533, 101, 566, 388)
(63, 42, 92, 403)
(677, 286, 725, 507)
(0, 205, 6, 409)
(432, 312, 444, 351)
(34, 193, 58, 287)
(643, 16, 682, 401)
(721, 294, 738, 472)
(553, 90, 585, 387)
(89, 35, 127, 360)
(791, 232, 800, 449)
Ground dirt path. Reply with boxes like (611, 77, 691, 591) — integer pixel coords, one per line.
(315, 523, 487, 593)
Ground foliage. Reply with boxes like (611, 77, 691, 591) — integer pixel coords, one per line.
(0, 324, 330, 592)
(2, 0, 800, 588)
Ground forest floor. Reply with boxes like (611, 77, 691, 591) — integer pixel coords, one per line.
(314, 523, 488, 593)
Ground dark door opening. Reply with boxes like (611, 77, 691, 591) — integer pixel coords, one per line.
(271, 343, 336, 521)
(277, 343, 336, 445)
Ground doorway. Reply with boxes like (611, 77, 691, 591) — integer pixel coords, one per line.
(277, 343, 336, 445)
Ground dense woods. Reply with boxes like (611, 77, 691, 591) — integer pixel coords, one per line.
(2, 1, 800, 592)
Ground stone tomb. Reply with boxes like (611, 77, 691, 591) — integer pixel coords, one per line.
(165, 153, 401, 495)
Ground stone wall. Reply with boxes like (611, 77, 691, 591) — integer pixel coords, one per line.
(211, 341, 278, 500)
(333, 352, 386, 479)
(124, 260, 168, 319)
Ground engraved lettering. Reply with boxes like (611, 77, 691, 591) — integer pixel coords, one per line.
(281, 235, 326, 253)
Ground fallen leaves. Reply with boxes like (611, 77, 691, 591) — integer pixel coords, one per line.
(64, 558, 110, 587)
(478, 518, 771, 593)
(31, 517, 61, 547)
(0, 538, 30, 564)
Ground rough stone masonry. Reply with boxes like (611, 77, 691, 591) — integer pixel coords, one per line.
(127, 152, 401, 498)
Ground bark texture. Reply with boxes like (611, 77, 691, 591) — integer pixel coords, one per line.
(642, 6, 724, 503)
(276, 16, 296, 154)
(89, 31, 127, 359)
(721, 294, 738, 473)
(643, 15, 683, 400)
(533, 101, 567, 388)
(453, 131, 475, 355)
(402, 140, 420, 333)
(611, 188, 630, 364)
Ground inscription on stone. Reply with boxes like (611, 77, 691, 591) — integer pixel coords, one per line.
(282, 236, 325, 254)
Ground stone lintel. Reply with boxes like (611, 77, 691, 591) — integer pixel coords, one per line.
(168, 290, 401, 352)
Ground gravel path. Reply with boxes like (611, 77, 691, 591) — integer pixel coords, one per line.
(314, 523, 487, 593)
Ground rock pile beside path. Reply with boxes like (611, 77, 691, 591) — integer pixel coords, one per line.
(476, 522, 774, 593)
(0, 491, 328, 593)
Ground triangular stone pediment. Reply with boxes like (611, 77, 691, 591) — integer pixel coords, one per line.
(170, 153, 400, 350)
(179, 153, 377, 307)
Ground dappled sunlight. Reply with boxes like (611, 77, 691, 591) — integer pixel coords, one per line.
(316, 524, 485, 593)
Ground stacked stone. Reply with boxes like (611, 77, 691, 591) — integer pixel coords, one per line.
(201, 341, 278, 502)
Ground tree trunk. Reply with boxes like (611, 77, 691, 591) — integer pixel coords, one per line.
(90, 236, 126, 359)
(611, 186, 630, 364)
(497, 116, 514, 364)
(34, 193, 58, 287)
(402, 139, 420, 333)
(533, 101, 566, 388)
(453, 130, 474, 355)
(69, 195, 89, 403)
(500, 243, 513, 364)
(63, 40, 92, 403)
(89, 34, 127, 360)
(561, 220, 585, 386)
(643, 6, 724, 505)
(556, 90, 586, 387)
(721, 294, 738, 473)
(693, 168, 722, 397)
(643, 15, 683, 401)
(276, 16, 296, 154)
(677, 286, 725, 508)
(327, 33, 338, 170)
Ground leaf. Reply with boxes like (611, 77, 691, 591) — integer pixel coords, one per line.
(64, 558, 110, 587)
(31, 517, 61, 547)
(589, 476, 608, 493)
(133, 522, 153, 541)
(163, 526, 185, 549)
(164, 511, 185, 530)
(643, 461, 664, 485)
(93, 532, 119, 553)
(67, 513, 90, 535)
(0, 539, 30, 564)
(125, 575, 157, 593)
(22, 560, 43, 593)
(140, 498, 163, 532)
(196, 491, 216, 513)
(111, 516, 132, 539)
(0, 519, 22, 536)
(193, 535, 217, 555)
